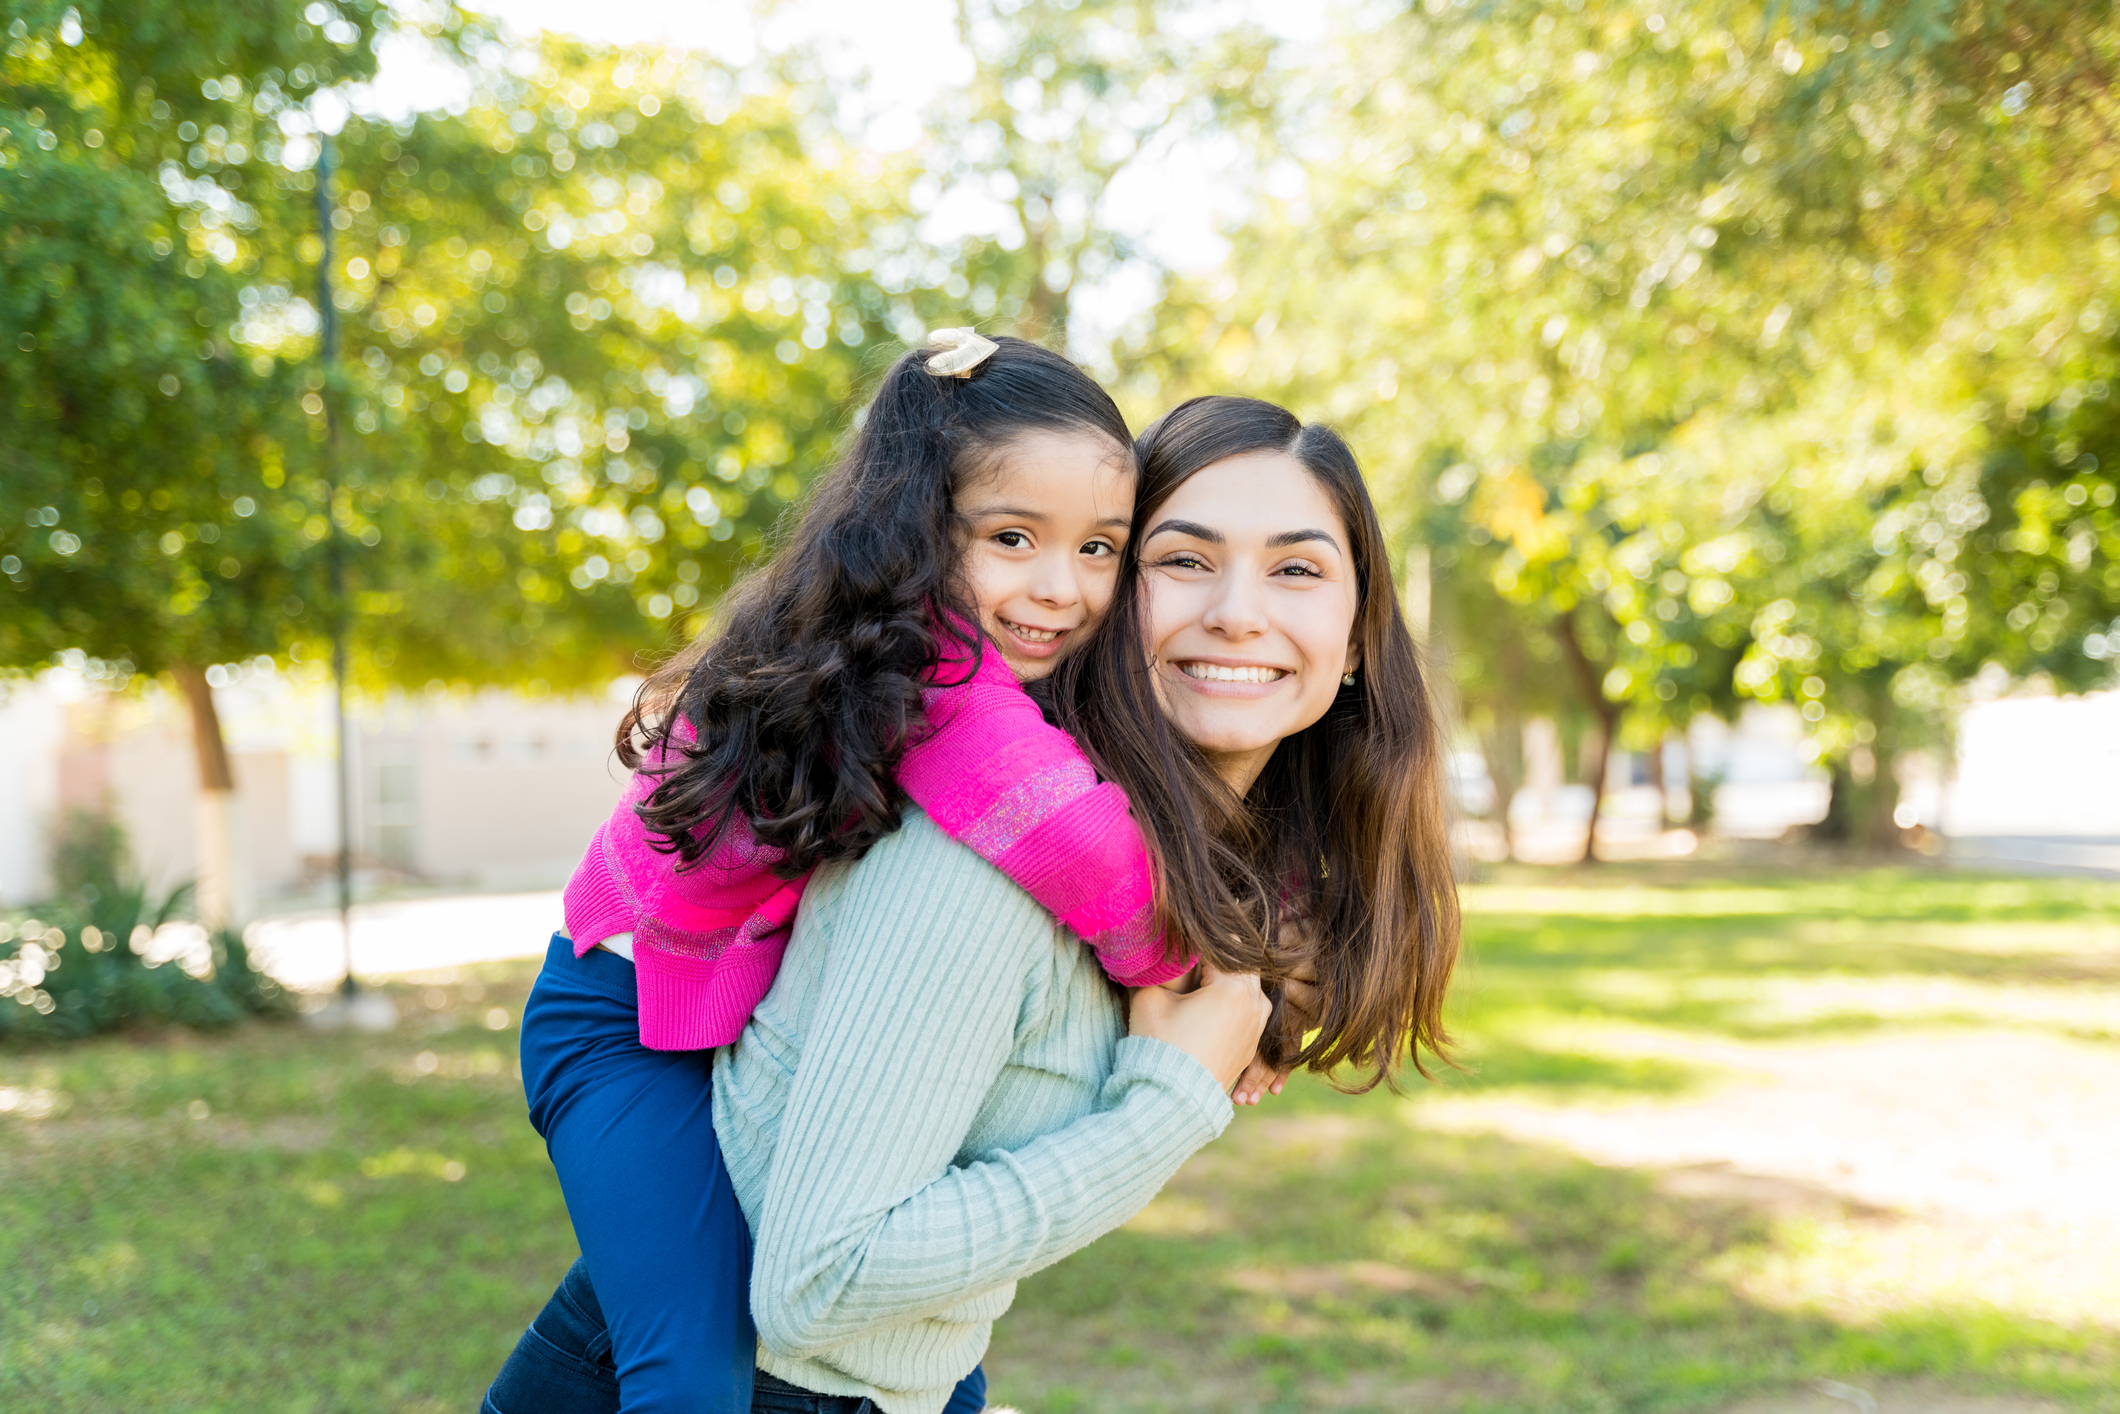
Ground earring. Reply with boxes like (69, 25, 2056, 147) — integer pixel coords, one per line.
(1342, 670, 1356, 686)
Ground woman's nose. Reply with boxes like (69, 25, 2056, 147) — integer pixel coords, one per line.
(1200, 574, 1267, 638)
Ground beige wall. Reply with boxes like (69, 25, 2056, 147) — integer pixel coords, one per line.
(365, 694, 627, 889)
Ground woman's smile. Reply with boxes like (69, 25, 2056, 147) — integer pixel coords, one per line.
(1172, 659, 1292, 691)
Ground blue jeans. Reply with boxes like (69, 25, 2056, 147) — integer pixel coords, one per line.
(484, 1259, 989, 1414)
(493, 934, 756, 1414)
(486, 935, 986, 1414)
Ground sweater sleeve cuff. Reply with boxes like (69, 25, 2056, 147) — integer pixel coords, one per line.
(1107, 1034, 1234, 1145)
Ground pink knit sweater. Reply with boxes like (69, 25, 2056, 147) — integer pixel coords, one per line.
(562, 646, 1191, 1050)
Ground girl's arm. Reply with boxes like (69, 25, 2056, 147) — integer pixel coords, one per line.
(745, 815, 1237, 1358)
(898, 652, 1191, 988)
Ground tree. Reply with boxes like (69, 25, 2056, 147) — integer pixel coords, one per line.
(5, 8, 974, 920)
(1135, 0, 2120, 852)
(2, 0, 394, 923)
(231, 38, 947, 687)
(928, 0, 1276, 352)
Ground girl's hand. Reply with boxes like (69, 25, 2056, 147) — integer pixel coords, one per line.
(1129, 964, 1273, 1094)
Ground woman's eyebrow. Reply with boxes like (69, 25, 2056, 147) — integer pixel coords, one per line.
(1144, 518, 1223, 543)
(1267, 528, 1341, 551)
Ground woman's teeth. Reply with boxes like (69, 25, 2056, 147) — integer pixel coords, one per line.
(1180, 663, 1288, 683)
(1002, 618, 1061, 643)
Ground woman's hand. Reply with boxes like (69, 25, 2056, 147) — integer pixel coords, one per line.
(1231, 960, 1322, 1106)
(1129, 964, 1273, 1095)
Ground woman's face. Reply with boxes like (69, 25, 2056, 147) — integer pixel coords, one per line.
(1138, 449, 1361, 790)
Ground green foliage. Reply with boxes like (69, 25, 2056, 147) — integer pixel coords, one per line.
(1973, 344, 2120, 673)
(253, 41, 955, 686)
(0, 914, 297, 1043)
(1132, 0, 2120, 852)
(0, 0, 402, 675)
(938, 0, 1274, 347)
(0, 812, 292, 1043)
(1, 5, 973, 696)
(48, 805, 127, 899)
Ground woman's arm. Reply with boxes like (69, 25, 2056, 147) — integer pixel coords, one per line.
(746, 816, 1238, 1358)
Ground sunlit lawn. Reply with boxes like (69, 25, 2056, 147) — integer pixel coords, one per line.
(5, 866, 2117, 1412)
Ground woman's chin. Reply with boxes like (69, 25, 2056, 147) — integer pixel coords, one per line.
(1174, 715, 1287, 768)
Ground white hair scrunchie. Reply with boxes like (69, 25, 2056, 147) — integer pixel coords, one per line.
(924, 327, 999, 378)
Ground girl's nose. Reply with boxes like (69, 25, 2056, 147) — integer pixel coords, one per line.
(1029, 551, 1082, 608)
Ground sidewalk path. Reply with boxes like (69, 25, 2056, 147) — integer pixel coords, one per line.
(246, 891, 563, 990)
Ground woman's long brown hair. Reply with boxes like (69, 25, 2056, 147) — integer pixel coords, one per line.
(1053, 395, 1460, 1089)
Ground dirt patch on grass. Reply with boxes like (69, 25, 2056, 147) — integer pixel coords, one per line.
(1720, 1378, 2067, 1414)
(1412, 1027, 2120, 1326)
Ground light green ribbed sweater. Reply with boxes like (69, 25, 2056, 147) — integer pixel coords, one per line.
(711, 809, 1233, 1414)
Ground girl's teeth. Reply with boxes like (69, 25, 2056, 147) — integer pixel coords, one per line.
(1181, 663, 1287, 683)
(1004, 620, 1059, 643)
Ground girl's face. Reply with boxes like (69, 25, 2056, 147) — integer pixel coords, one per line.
(959, 429, 1136, 681)
(1139, 450, 1361, 790)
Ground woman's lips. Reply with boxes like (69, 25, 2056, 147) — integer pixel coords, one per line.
(998, 616, 1069, 658)
(1170, 659, 1292, 696)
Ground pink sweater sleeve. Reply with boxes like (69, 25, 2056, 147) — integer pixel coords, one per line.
(894, 650, 1191, 988)
(561, 726, 807, 1051)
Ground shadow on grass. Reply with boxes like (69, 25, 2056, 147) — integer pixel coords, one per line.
(990, 1076, 2116, 1414)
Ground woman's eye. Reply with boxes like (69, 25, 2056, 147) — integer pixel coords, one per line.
(1274, 562, 1323, 579)
(1156, 552, 1209, 571)
(993, 530, 1031, 549)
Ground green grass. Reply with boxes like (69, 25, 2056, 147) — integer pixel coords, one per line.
(4, 866, 2117, 1412)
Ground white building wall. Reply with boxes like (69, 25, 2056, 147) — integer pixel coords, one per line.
(5, 671, 2117, 909)
(0, 678, 64, 907)
(1943, 688, 2120, 837)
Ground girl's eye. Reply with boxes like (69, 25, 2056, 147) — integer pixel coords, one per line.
(1080, 538, 1118, 558)
(993, 530, 1031, 550)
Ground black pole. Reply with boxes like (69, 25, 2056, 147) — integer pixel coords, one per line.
(315, 132, 357, 1000)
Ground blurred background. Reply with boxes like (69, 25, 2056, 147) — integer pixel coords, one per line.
(2, 2, 2116, 1411)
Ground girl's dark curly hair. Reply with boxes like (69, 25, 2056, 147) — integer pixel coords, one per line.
(617, 336, 1134, 877)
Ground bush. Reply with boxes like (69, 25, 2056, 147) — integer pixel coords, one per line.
(0, 812, 294, 1043)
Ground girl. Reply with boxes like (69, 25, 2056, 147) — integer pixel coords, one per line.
(491, 334, 1233, 1414)
(490, 393, 1462, 1414)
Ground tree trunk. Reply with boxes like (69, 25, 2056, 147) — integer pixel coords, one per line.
(1477, 713, 1525, 861)
(1550, 611, 1624, 865)
(1857, 745, 1904, 853)
(1819, 745, 1904, 855)
(1577, 706, 1620, 863)
(172, 664, 248, 932)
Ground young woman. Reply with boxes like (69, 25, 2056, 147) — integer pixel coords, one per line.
(488, 393, 1461, 1414)
(490, 335, 1248, 1414)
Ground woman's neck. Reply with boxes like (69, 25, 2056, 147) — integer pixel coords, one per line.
(1206, 743, 1277, 796)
